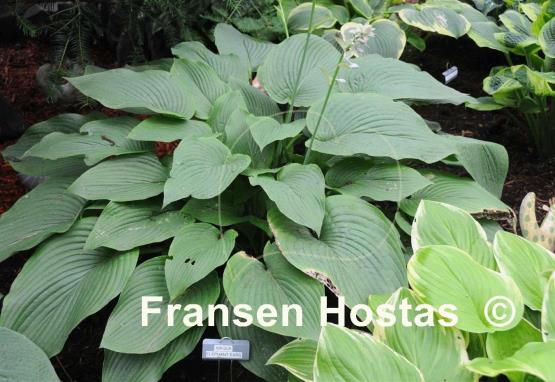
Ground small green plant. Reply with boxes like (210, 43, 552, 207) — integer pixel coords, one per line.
(0, 14, 514, 381)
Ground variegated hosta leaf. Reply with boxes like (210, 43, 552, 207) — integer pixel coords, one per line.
(0, 328, 59, 381)
(325, 157, 432, 202)
(543, 273, 555, 340)
(500, 10, 533, 36)
(315, 324, 425, 382)
(306, 93, 454, 163)
(22, 116, 153, 165)
(267, 339, 317, 381)
(466, 341, 555, 381)
(249, 163, 325, 234)
(258, 34, 341, 106)
(128, 116, 211, 142)
(287, 3, 337, 32)
(0, 177, 85, 262)
(493, 231, 555, 310)
(214, 23, 276, 72)
(411, 201, 495, 269)
(171, 40, 249, 83)
(468, 22, 511, 53)
(69, 153, 168, 202)
(400, 170, 510, 216)
(224, 243, 324, 339)
(372, 288, 475, 382)
(408, 245, 524, 333)
(163, 137, 251, 206)
(336, 54, 474, 104)
(2, 113, 102, 176)
(269, 195, 407, 308)
(247, 115, 305, 151)
(0, 218, 138, 356)
(217, 300, 290, 382)
(85, 201, 191, 251)
(171, 59, 229, 120)
(67, 68, 195, 118)
(399, 7, 471, 38)
(102, 326, 205, 382)
(540, 18, 555, 57)
(101, 258, 220, 354)
(165, 223, 237, 300)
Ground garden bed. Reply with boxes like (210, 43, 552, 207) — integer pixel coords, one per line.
(1, 32, 554, 381)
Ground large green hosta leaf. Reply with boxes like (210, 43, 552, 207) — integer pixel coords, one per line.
(372, 288, 474, 382)
(247, 115, 306, 151)
(466, 341, 555, 381)
(69, 154, 168, 202)
(171, 40, 249, 83)
(23, 117, 153, 165)
(229, 78, 281, 117)
(0, 177, 85, 262)
(224, 243, 324, 339)
(493, 231, 555, 310)
(217, 300, 290, 382)
(165, 223, 237, 300)
(214, 24, 276, 72)
(268, 339, 317, 381)
(102, 326, 205, 382)
(0, 328, 59, 382)
(306, 93, 454, 163)
(68, 68, 194, 118)
(269, 195, 406, 308)
(315, 324, 424, 382)
(250, 164, 325, 234)
(399, 7, 471, 38)
(101, 258, 220, 354)
(325, 158, 432, 202)
(355, 20, 406, 59)
(408, 245, 524, 333)
(171, 59, 229, 120)
(336, 54, 473, 104)
(400, 170, 510, 216)
(208, 90, 248, 134)
(258, 34, 340, 106)
(2, 113, 101, 176)
(85, 201, 191, 251)
(128, 116, 211, 142)
(411, 201, 495, 269)
(163, 137, 251, 206)
(443, 134, 508, 197)
(0, 218, 138, 356)
(468, 22, 511, 53)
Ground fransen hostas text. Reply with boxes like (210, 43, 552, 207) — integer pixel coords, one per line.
(141, 296, 458, 328)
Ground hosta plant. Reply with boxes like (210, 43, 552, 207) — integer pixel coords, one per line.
(268, 201, 555, 382)
(395, 0, 555, 158)
(0, 21, 512, 381)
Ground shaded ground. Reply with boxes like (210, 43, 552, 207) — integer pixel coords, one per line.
(1, 34, 554, 381)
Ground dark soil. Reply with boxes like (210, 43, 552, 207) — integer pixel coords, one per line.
(1, 34, 554, 382)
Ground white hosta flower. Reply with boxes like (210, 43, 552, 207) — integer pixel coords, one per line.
(339, 22, 377, 59)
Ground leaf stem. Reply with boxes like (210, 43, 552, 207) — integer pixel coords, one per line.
(277, 0, 289, 38)
(304, 52, 344, 165)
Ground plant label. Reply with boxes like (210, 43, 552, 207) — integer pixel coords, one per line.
(202, 338, 250, 361)
(442, 66, 458, 84)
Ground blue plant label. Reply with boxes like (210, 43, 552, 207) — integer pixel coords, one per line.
(442, 66, 459, 84)
(202, 338, 250, 361)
